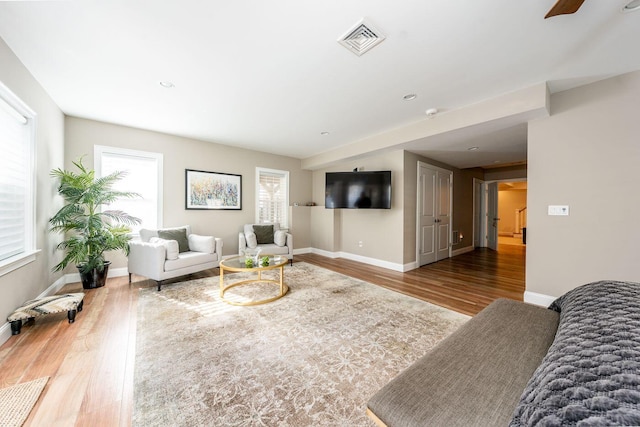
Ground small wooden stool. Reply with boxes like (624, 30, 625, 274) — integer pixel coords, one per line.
(7, 293, 85, 335)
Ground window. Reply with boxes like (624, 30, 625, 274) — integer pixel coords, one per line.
(94, 146, 163, 233)
(0, 81, 36, 276)
(256, 167, 289, 228)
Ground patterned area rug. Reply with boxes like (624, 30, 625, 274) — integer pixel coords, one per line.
(133, 262, 469, 426)
(0, 377, 48, 427)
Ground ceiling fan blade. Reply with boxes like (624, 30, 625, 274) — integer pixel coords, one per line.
(545, 0, 586, 18)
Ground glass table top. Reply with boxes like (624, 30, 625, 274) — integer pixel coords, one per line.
(220, 254, 287, 270)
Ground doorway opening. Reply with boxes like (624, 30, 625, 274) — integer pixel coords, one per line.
(497, 181, 527, 247)
(474, 179, 527, 250)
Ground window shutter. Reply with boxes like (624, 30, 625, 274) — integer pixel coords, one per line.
(0, 97, 30, 262)
(257, 168, 289, 227)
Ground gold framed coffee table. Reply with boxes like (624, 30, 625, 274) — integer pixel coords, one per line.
(219, 255, 289, 306)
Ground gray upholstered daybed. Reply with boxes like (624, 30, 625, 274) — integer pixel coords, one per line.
(367, 281, 640, 427)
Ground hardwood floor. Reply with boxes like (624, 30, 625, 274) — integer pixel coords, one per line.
(0, 245, 524, 426)
(297, 244, 525, 317)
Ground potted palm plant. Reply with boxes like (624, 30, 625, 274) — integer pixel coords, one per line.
(49, 157, 141, 289)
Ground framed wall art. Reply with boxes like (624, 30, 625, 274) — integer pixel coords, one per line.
(185, 169, 242, 210)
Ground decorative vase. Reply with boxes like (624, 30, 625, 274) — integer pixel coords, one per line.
(78, 261, 111, 289)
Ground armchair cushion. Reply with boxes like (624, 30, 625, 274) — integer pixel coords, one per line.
(244, 223, 280, 234)
(254, 243, 290, 256)
(149, 237, 179, 260)
(253, 225, 274, 244)
(188, 234, 215, 254)
(274, 230, 287, 247)
(245, 232, 258, 249)
(238, 223, 292, 265)
(158, 228, 189, 253)
(140, 225, 191, 242)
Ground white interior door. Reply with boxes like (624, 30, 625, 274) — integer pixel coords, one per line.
(418, 164, 437, 266)
(473, 178, 485, 248)
(487, 182, 499, 251)
(436, 171, 451, 261)
(417, 162, 452, 266)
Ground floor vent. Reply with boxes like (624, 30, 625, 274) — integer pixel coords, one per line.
(338, 19, 386, 56)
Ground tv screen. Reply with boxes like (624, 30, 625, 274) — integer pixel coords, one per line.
(325, 171, 391, 209)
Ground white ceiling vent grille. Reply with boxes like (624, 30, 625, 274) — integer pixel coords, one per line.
(338, 19, 386, 56)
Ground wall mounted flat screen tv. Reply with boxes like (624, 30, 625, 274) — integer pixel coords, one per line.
(325, 171, 391, 209)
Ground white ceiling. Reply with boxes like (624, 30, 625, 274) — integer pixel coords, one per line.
(0, 0, 639, 168)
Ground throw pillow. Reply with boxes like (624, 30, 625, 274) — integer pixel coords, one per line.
(149, 237, 179, 260)
(158, 228, 189, 253)
(245, 232, 258, 249)
(274, 230, 287, 247)
(188, 234, 215, 254)
(253, 225, 274, 244)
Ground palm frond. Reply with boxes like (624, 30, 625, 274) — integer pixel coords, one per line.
(49, 156, 141, 273)
(101, 210, 141, 226)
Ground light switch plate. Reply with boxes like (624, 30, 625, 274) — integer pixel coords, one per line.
(548, 205, 570, 216)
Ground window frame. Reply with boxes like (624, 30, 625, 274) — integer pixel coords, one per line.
(0, 81, 38, 278)
(94, 145, 164, 235)
(255, 167, 290, 228)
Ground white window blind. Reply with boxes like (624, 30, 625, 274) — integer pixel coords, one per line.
(256, 168, 289, 227)
(0, 90, 34, 264)
(95, 146, 163, 233)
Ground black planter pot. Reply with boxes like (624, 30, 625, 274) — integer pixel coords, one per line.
(78, 261, 111, 289)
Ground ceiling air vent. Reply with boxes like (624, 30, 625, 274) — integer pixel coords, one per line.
(338, 19, 386, 56)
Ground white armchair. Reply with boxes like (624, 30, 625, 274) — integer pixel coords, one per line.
(128, 225, 223, 290)
(239, 223, 293, 266)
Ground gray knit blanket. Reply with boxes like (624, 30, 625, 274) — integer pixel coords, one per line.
(510, 280, 640, 426)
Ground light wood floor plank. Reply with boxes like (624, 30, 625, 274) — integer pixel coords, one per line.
(0, 245, 524, 426)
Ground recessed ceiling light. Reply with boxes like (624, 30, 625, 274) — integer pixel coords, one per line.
(425, 108, 438, 117)
(623, 0, 640, 12)
(468, 146, 479, 151)
(159, 81, 175, 88)
(321, 131, 330, 136)
(403, 94, 417, 101)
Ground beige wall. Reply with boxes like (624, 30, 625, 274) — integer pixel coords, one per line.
(527, 70, 640, 298)
(0, 39, 65, 323)
(403, 152, 483, 263)
(453, 167, 485, 250)
(311, 150, 405, 265)
(485, 164, 527, 181)
(308, 149, 481, 268)
(498, 189, 527, 235)
(65, 117, 312, 267)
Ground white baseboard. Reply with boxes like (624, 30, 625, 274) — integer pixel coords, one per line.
(452, 246, 475, 257)
(339, 252, 405, 272)
(40, 276, 67, 297)
(0, 275, 68, 347)
(0, 322, 12, 346)
(64, 266, 129, 284)
(293, 247, 312, 255)
(402, 261, 419, 272)
(308, 248, 406, 272)
(310, 248, 339, 259)
(524, 291, 557, 307)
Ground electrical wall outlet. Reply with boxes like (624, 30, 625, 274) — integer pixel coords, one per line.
(358, 241, 363, 247)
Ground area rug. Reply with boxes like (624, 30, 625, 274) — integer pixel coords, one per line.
(0, 376, 48, 427)
(133, 262, 469, 426)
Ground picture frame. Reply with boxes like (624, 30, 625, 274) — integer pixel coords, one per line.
(185, 169, 242, 210)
